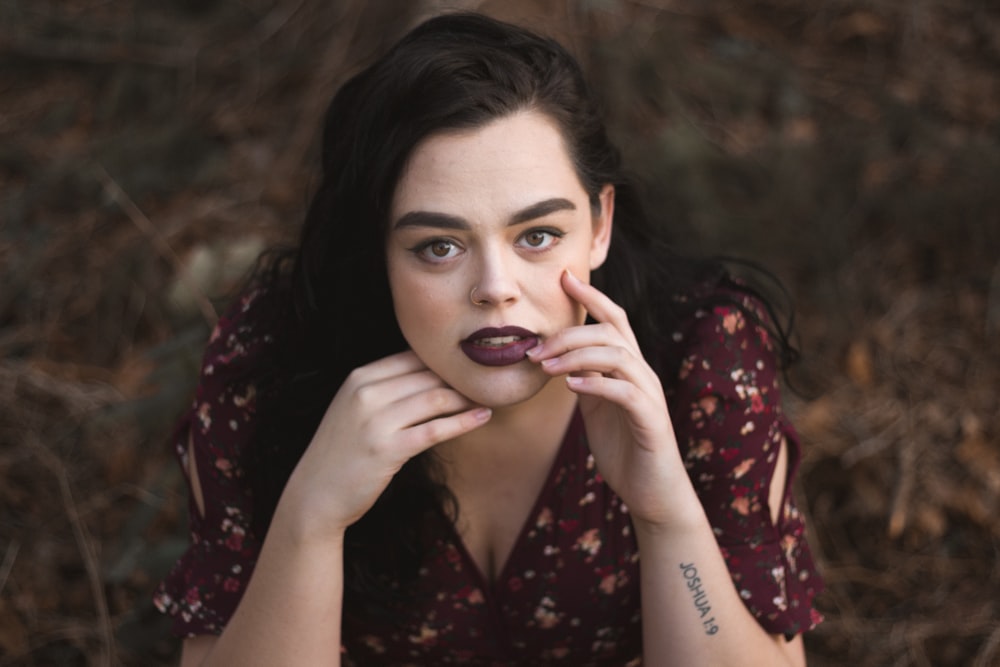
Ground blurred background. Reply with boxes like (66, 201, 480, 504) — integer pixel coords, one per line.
(1, 0, 998, 664)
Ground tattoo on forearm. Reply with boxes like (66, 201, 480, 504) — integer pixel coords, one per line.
(679, 563, 720, 635)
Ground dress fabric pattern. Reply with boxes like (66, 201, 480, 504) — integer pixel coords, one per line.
(153, 287, 823, 663)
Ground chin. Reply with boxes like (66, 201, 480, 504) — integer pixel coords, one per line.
(452, 368, 553, 409)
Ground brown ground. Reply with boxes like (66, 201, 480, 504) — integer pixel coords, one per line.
(1, 1, 998, 665)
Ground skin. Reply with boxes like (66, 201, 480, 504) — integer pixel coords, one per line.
(178, 110, 806, 666)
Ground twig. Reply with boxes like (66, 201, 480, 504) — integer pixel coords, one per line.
(94, 163, 218, 328)
(974, 621, 1000, 667)
(0, 538, 19, 597)
(29, 434, 114, 667)
(0, 361, 122, 417)
(887, 413, 919, 539)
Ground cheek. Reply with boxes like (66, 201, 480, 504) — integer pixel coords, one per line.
(390, 275, 452, 340)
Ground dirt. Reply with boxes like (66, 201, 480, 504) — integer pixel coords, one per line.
(2, 1, 998, 665)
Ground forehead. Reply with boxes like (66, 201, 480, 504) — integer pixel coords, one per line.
(391, 110, 587, 219)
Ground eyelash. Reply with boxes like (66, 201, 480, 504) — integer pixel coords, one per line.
(410, 228, 565, 263)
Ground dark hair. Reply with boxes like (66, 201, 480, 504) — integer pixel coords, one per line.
(245, 12, 794, 620)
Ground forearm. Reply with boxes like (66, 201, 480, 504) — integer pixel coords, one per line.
(196, 499, 346, 666)
(635, 497, 800, 667)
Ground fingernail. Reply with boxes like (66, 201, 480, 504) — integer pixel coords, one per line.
(474, 408, 492, 421)
(525, 344, 542, 358)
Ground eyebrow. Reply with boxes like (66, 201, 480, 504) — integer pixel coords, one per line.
(392, 197, 577, 230)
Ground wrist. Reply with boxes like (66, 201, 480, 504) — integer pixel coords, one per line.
(271, 487, 350, 550)
(630, 487, 708, 542)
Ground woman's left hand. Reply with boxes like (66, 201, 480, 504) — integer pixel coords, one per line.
(527, 270, 689, 529)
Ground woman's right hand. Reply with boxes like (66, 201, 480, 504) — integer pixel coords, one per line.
(275, 350, 491, 542)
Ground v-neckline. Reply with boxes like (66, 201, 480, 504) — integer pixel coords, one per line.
(447, 408, 584, 595)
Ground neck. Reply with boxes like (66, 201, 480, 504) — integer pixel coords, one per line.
(435, 376, 578, 475)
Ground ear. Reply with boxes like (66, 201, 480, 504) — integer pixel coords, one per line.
(589, 184, 615, 270)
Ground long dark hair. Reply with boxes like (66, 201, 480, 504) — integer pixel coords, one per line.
(245, 12, 795, 619)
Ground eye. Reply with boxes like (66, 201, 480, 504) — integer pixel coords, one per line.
(517, 228, 562, 250)
(412, 238, 462, 262)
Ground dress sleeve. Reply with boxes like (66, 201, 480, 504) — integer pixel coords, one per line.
(667, 295, 824, 636)
(153, 288, 271, 637)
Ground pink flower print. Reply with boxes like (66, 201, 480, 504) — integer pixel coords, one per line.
(196, 402, 212, 432)
(536, 507, 553, 529)
(362, 635, 386, 654)
(722, 310, 742, 335)
(731, 496, 751, 516)
(575, 528, 602, 559)
(699, 395, 719, 416)
(508, 576, 523, 592)
(232, 385, 256, 409)
(772, 566, 788, 611)
(688, 438, 714, 461)
(534, 596, 561, 629)
(455, 585, 484, 606)
(732, 458, 756, 480)
(733, 380, 747, 399)
(223, 577, 241, 592)
(408, 624, 438, 646)
(225, 525, 245, 551)
(750, 392, 765, 413)
(599, 573, 617, 595)
(215, 458, 233, 477)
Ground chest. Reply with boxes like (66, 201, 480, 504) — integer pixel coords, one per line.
(342, 435, 643, 665)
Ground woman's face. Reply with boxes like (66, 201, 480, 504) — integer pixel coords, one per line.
(386, 110, 614, 408)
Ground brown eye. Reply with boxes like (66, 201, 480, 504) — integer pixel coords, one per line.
(415, 239, 460, 261)
(430, 241, 453, 257)
(517, 229, 561, 250)
(525, 231, 547, 247)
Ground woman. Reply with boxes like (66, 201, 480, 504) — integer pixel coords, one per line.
(155, 12, 822, 666)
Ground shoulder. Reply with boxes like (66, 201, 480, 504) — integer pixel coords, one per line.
(660, 283, 784, 392)
(186, 285, 281, 459)
(201, 287, 279, 377)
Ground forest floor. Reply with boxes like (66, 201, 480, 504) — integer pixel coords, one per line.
(2, 1, 999, 665)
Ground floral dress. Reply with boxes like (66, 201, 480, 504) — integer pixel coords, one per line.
(153, 287, 823, 664)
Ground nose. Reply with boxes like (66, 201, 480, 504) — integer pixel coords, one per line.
(471, 246, 520, 307)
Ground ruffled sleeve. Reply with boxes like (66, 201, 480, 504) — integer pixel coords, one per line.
(153, 288, 273, 637)
(667, 293, 824, 636)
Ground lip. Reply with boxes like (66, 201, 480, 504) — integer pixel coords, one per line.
(460, 326, 540, 367)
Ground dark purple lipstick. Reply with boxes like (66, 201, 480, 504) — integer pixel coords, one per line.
(460, 326, 540, 367)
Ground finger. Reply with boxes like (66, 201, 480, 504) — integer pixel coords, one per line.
(398, 406, 493, 456)
(566, 373, 639, 401)
(561, 270, 640, 349)
(565, 376, 664, 439)
(354, 368, 450, 412)
(529, 321, 627, 361)
(346, 350, 428, 387)
(388, 386, 479, 431)
(538, 345, 651, 385)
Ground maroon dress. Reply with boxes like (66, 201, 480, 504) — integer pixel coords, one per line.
(153, 287, 823, 664)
